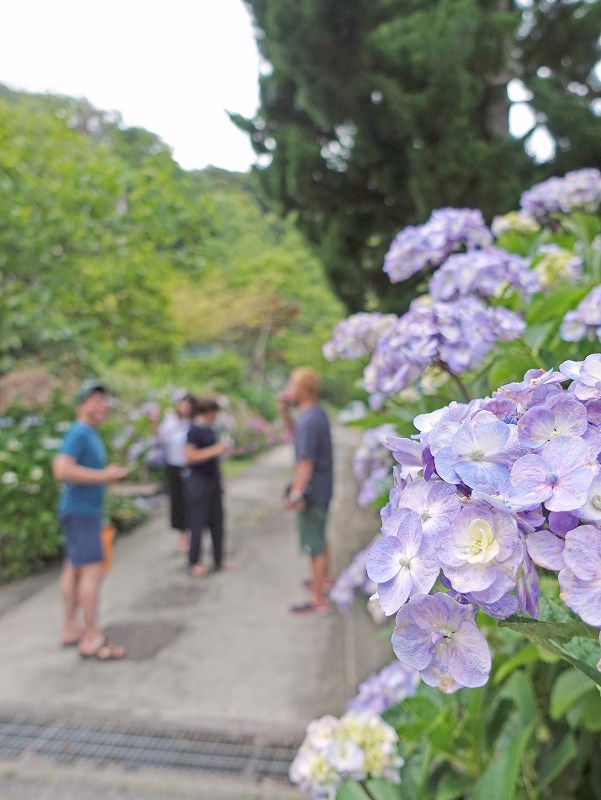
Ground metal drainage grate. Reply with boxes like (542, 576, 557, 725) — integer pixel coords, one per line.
(0, 713, 301, 781)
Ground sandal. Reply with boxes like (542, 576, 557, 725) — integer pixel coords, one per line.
(290, 601, 331, 615)
(80, 638, 126, 661)
(189, 565, 209, 577)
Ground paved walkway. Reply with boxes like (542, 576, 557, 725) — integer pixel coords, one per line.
(0, 426, 392, 799)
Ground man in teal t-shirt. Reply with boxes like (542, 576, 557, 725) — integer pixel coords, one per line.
(53, 381, 128, 660)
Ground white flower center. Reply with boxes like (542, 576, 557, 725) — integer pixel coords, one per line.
(467, 518, 500, 564)
(398, 555, 412, 568)
(471, 449, 486, 461)
(592, 495, 601, 510)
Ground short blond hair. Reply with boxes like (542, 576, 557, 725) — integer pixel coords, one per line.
(291, 367, 321, 396)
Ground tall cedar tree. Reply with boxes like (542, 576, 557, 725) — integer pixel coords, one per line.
(234, 0, 601, 312)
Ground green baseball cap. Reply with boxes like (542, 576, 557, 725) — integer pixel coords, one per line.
(76, 380, 106, 405)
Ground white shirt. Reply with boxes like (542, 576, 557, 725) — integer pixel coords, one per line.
(158, 413, 191, 467)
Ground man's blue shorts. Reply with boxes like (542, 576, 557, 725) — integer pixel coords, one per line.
(59, 514, 103, 566)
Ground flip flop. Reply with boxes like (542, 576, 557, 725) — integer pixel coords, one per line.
(80, 638, 126, 661)
(290, 601, 331, 615)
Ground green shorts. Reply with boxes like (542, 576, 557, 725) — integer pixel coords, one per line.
(297, 504, 329, 557)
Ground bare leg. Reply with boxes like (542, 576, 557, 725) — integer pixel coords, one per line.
(59, 561, 80, 644)
(77, 562, 105, 654)
(324, 543, 334, 586)
(178, 530, 191, 553)
(310, 553, 331, 606)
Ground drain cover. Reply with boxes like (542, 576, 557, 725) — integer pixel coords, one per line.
(101, 621, 184, 660)
(0, 712, 300, 782)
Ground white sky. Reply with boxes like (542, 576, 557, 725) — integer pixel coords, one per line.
(0, 0, 261, 172)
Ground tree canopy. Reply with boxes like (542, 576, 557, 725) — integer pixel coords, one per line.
(236, 0, 601, 312)
(0, 87, 344, 385)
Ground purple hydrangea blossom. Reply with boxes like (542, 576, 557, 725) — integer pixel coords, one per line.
(364, 297, 524, 400)
(352, 425, 396, 508)
(517, 394, 588, 449)
(560, 286, 601, 344)
(525, 530, 566, 572)
(383, 435, 425, 479)
(367, 510, 440, 615)
(435, 504, 522, 603)
(355, 360, 601, 691)
(496, 368, 566, 414)
(558, 524, 601, 626)
(520, 168, 601, 219)
(347, 660, 420, 715)
(383, 207, 492, 283)
(330, 542, 377, 613)
(392, 593, 492, 693)
(434, 413, 523, 490)
(394, 478, 461, 538)
(561, 354, 601, 401)
(509, 435, 596, 512)
(323, 313, 397, 361)
(578, 475, 601, 521)
(428, 247, 539, 303)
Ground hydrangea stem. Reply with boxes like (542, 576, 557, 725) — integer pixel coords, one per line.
(438, 362, 472, 402)
(359, 780, 380, 800)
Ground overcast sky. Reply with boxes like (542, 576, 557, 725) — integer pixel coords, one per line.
(0, 0, 261, 172)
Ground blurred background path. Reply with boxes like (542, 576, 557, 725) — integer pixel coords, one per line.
(0, 426, 391, 799)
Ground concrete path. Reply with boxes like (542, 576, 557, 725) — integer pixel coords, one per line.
(0, 426, 392, 799)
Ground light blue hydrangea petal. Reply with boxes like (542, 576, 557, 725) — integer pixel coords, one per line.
(366, 536, 404, 583)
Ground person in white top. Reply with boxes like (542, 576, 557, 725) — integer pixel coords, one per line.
(151, 394, 196, 552)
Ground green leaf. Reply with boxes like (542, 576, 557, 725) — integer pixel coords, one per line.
(500, 616, 599, 641)
(522, 320, 556, 355)
(435, 772, 474, 800)
(581, 687, 601, 732)
(536, 732, 578, 790)
(493, 645, 540, 685)
(337, 781, 373, 799)
(470, 721, 535, 800)
(363, 777, 402, 800)
(550, 669, 596, 719)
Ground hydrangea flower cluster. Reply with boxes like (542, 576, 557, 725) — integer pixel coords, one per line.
(560, 285, 601, 343)
(520, 168, 601, 219)
(322, 313, 397, 362)
(363, 296, 525, 404)
(329, 541, 377, 613)
(428, 247, 539, 302)
(534, 245, 583, 291)
(289, 712, 403, 799)
(352, 425, 396, 507)
(347, 660, 420, 715)
(383, 208, 492, 283)
(365, 358, 601, 692)
(491, 210, 540, 238)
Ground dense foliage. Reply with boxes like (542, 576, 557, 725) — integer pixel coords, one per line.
(237, 0, 601, 312)
(0, 85, 346, 387)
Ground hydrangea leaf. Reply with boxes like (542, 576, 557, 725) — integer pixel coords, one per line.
(549, 668, 597, 719)
(536, 733, 578, 791)
(470, 720, 535, 800)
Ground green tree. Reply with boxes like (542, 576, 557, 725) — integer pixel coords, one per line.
(172, 167, 345, 380)
(0, 89, 214, 373)
(235, 0, 601, 312)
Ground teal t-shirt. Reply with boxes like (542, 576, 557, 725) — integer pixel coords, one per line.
(58, 422, 107, 516)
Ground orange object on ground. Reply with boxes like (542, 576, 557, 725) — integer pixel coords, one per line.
(101, 524, 116, 573)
